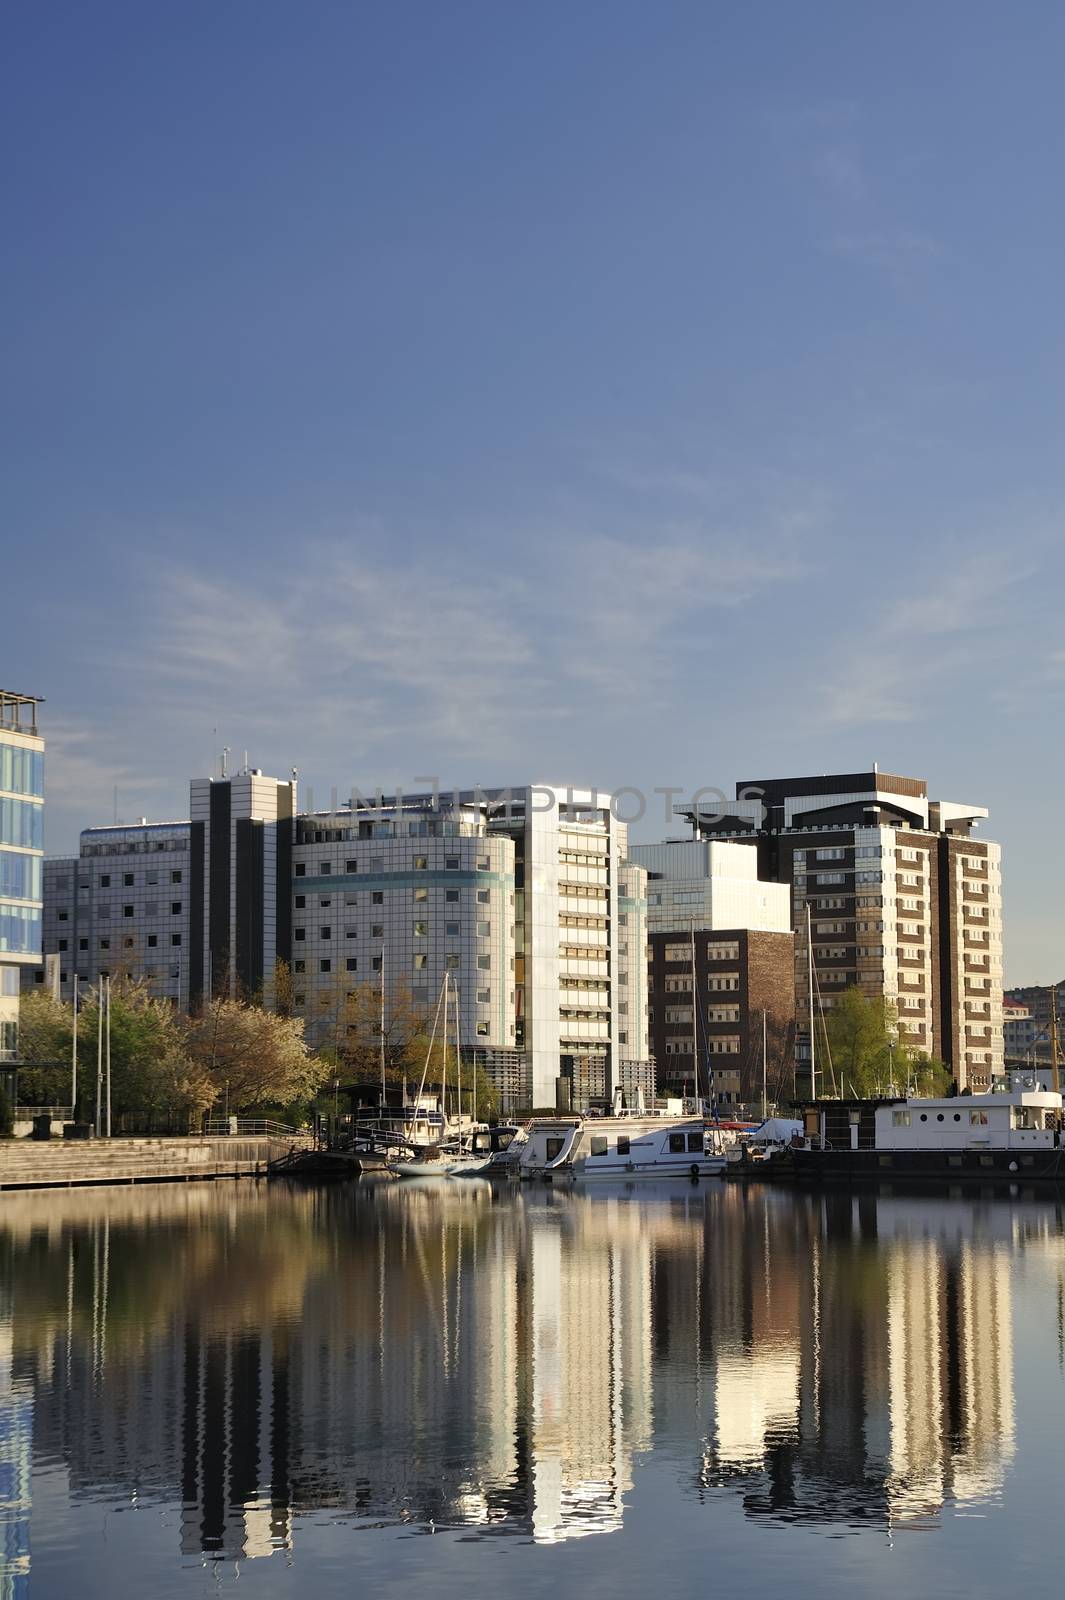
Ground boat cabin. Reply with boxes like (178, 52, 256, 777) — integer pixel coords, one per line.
(874, 1077, 1063, 1151)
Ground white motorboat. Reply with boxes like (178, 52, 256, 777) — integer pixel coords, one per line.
(518, 1113, 732, 1181)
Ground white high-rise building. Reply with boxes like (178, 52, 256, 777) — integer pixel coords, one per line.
(0, 692, 44, 1067)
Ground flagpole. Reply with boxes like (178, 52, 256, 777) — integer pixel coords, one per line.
(71, 975, 79, 1121)
(105, 976, 112, 1138)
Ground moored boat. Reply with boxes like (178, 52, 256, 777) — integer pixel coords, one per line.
(518, 1113, 733, 1181)
(775, 1072, 1065, 1186)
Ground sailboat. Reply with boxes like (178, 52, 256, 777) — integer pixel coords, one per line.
(387, 972, 486, 1179)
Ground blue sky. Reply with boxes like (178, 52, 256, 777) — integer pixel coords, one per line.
(5, 1, 1065, 983)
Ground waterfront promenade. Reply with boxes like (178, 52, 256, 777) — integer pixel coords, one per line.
(0, 1134, 304, 1190)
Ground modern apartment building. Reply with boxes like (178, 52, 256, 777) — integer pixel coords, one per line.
(676, 770, 1004, 1091)
(31, 773, 649, 1111)
(646, 928, 795, 1106)
(630, 839, 794, 1107)
(0, 692, 44, 1064)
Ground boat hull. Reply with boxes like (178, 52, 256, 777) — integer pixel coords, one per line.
(767, 1146, 1065, 1187)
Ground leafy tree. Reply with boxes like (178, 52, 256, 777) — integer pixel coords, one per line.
(182, 997, 328, 1112)
(15, 981, 201, 1122)
(0, 1086, 12, 1137)
(311, 975, 499, 1118)
(821, 985, 953, 1098)
(11, 989, 73, 1104)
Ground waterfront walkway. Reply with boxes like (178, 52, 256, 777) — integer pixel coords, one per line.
(0, 1134, 308, 1191)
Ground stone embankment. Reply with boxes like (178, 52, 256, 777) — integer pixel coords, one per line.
(0, 1135, 305, 1191)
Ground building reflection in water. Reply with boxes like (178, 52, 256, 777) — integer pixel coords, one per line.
(0, 1179, 1058, 1580)
(697, 1191, 1019, 1529)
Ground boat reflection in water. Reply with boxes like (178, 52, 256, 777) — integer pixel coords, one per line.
(0, 1179, 1061, 1585)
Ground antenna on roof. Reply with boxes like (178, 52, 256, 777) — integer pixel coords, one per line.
(221, 747, 230, 780)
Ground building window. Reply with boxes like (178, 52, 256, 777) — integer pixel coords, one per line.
(57, 910, 68, 922)
(413, 953, 427, 970)
(446, 889, 459, 903)
(171, 870, 182, 884)
(345, 926, 357, 938)
(413, 856, 427, 870)
(319, 896, 332, 907)
(372, 924, 384, 937)
(477, 955, 490, 970)
(79, 938, 87, 951)
(446, 922, 460, 936)
(345, 859, 358, 873)
(147, 934, 157, 948)
(124, 872, 134, 887)
(372, 955, 382, 972)
(319, 958, 331, 973)
(413, 921, 427, 937)
(446, 954, 460, 970)
(476, 1021, 489, 1036)
(171, 934, 181, 947)
(346, 958, 358, 972)
(321, 926, 331, 939)
(171, 901, 181, 914)
(100, 938, 110, 951)
(477, 921, 490, 937)
(295, 863, 306, 877)
(294, 959, 305, 973)
(477, 988, 490, 1003)
(100, 875, 110, 887)
(372, 891, 384, 905)
(477, 889, 490, 904)
(320, 863, 331, 875)
(58, 938, 68, 951)
(123, 904, 134, 917)
(445, 857, 460, 870)
(295, 895, 306, 909)
(294, 928, 305, 941)
(414, 886, 428, 902)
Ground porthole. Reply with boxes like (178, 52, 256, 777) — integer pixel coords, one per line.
(953, 1113, 961, 1122)
(937, 1113, 945, 1122)
(919, 1113, 927, 1122)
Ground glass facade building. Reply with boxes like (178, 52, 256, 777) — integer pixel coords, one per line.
(0, 692, 44, 1062)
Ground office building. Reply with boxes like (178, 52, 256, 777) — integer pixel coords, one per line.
(292, 784, 649, 1109)
(676, 770, 1004, 1091)
(630, 839, 790, 935)
(0, 691, 44, 1064)
(32, 773, 649, 1110)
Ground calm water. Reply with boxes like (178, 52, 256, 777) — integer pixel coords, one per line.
(2, 1178, 1065, 1599)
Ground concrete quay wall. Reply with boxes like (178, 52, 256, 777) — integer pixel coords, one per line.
(0, 1136, 299, 1191)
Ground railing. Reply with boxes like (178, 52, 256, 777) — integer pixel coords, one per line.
(12, 1106, 74, 1119)
(202, 1118, 308, 1139)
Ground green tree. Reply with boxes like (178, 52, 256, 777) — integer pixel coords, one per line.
(821, 985, 953, 1098)
(182, 997, 328, 1112)
(0, 1085, 13, 1137)
(11, 989, 73, 1104)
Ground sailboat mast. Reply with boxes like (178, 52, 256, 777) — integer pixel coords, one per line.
(690, 920, 700, 1110)
(379, 954, 386, 1109)
(762, 1008, 768, 1121)
(807, 902, 817, 1101)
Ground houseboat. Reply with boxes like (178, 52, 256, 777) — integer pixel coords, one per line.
(781, 1072, 1065, 1186)
(518, 1113, 732, 1182)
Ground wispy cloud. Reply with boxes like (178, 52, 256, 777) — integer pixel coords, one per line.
(829, 229, 942, 279)
(817, 551, 1040, 728)
(116, 515, 813, 779)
